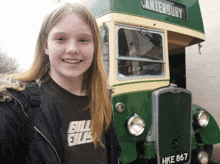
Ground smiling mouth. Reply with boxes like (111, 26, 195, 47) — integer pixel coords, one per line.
(62, 59, 82, 64)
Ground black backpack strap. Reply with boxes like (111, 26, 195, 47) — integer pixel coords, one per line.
(27, 82, 41, 107)
(24, 82, 42, 127)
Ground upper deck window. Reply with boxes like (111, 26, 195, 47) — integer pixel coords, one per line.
(116, 25, 165, 79)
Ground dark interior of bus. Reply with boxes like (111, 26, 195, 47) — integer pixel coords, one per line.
(169, 53, 186, 89)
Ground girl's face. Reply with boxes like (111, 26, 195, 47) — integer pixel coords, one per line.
(45, 12, 94, 82)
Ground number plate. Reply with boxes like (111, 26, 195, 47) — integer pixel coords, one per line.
(161, 153, 189, 164)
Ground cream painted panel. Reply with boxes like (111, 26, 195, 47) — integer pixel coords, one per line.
(108, 21, 117, 86)
(112, 81, 169, 96)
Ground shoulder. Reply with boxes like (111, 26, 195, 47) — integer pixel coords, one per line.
(0, 82, 36, 133)
(0, 77, 26, 102)
(0, 87, 29, 117)
(0, 78, 39, 114)
(0, 78, 43, 117)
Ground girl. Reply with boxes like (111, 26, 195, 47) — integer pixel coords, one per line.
(0, 2, 120, 164)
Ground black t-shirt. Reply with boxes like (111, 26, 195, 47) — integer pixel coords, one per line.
(42, 78, 107, 164)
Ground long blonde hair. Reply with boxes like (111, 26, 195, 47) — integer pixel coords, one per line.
(2, 2, 112, 147)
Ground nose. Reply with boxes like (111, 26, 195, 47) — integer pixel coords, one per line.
(66, 42, 79, 54)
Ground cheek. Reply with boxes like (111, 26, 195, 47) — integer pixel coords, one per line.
(50, 43, 59, 51)
(83, 44, 94, 59)
(84, 51, 94, 69)
(89, 44, 95, 56)
(48, 43, 64, 55)
(88, 48, 95, 63)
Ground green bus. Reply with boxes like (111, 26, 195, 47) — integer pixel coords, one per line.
(81, 0, 220, 163)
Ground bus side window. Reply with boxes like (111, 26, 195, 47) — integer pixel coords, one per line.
(101, 24, 109, 76)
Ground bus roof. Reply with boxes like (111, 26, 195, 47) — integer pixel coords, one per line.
(82, 0, 204, 33)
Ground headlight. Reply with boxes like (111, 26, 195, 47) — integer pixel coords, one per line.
(127, 113, 145, 136)
(198, 151, 209, 164)
(196, 110, 209, 127)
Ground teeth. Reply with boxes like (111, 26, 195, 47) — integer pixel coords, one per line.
(63, 59, 81, 64)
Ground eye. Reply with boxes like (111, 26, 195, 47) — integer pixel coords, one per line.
(56, 37, 65, 41)
(80, 39, 88, 42)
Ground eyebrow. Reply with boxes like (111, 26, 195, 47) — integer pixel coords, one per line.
(51, 31, 93, 38)
(51, 32, 67, 36)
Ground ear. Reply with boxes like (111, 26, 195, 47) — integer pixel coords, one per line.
(44, 41, 49, 55)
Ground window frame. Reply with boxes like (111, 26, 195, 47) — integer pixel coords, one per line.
(115, 24, 166, 80)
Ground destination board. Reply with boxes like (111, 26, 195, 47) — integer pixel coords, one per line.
(141, 0, 188, 20)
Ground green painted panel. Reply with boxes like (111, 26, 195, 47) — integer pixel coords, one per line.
(112, 90, 152, 141)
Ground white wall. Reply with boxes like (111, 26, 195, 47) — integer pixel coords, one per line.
(186, 0, 220, 126)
